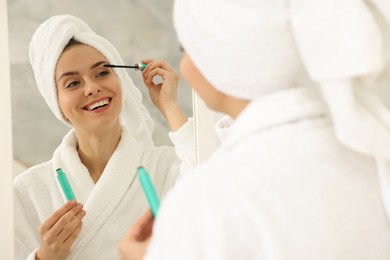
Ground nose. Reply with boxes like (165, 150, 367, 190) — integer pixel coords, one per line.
(84, 80, 102, 96)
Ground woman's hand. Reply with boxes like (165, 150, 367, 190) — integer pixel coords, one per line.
(35, 200, 86, 260)
(141, 59, 187, 131)
(118, 210, 154, 260)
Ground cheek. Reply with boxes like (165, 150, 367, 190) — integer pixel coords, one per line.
(110, 78, 122, 101)
(180, 54, 212, 96)
(180, 54, 201, 91)
(179, 54, 225, 111)
(180, 54, 195, 85)
(57, 90, 67, 111)
(106, 77, 123, 113)
(57, 89, 79, 116)
(57, 96, 72, 122)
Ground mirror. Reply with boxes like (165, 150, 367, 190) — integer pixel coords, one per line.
(8, 0, 194, 176)
(5, 0, 213, 259)
(8, 1, 208, 258)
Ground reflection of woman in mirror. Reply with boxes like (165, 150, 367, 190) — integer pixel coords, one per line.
(14, 15, 195, 260)
(119, 0, 390, 259)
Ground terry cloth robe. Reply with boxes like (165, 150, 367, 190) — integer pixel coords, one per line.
(146, 87, 390, 260)
(14, 119, 195, 260)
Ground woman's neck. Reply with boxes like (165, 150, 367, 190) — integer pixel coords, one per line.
(75, 123, 121, 183)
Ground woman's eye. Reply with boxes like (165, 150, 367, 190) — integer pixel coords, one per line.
(97, 70, 109, 78)
(66, 81, 79, 88)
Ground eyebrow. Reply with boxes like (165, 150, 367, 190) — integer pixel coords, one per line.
(58, 60, 107, 81)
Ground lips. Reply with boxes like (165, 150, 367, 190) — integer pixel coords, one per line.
(83, 97, 112, 111)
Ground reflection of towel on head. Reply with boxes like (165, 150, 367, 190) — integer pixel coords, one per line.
(175, 0, 390, 216)
(29, 14, 154, 147)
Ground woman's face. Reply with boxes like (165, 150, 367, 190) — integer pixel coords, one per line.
(55, 44, 122, 132)
(180, 52, 226, 113)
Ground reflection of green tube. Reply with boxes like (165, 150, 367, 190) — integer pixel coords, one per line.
(56, 168, 76, 201)
(137, 166, 160, 217)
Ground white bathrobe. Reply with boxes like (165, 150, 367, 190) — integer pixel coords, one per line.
(146, 87, 390, 260)
(14, 119, 195, 260)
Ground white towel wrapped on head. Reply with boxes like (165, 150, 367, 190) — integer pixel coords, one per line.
(174, 0, 390, 160)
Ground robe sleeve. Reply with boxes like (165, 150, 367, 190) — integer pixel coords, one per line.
(14, 180, 41, 260)
(15, 231, 38, 260)
(168, 117, 196, 179)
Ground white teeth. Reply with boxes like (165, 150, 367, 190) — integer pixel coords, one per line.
(88, 99, 109, 110)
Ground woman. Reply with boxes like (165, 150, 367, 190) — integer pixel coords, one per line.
(14, 15, 195, 260)
(120, 0, 390, 259)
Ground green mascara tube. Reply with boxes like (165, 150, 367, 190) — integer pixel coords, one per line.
(136, 63, 147, 71)
(56, 168, 76, 201)
(137, 166, 160, 217)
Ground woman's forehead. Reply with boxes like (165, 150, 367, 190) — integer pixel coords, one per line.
(61, 44, 106, 62)
(56, 44, 107, 74)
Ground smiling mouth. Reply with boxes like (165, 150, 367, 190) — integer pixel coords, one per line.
(84, 98, 112, 111)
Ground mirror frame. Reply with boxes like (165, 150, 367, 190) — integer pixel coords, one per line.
(0, 0, 14, 258)
(192, 90, 217, 164)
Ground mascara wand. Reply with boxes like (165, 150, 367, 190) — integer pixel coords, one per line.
(104, 63, 146, 71)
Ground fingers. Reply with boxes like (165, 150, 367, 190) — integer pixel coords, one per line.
(125, 210, 154, 241)
(141, 59, 171, 73)
(138, 210, 154, 241)
(37, 202, 85, 259)
(39, 200, 78, 233)
(57, 208, 86, 242)
(63, 222, 83, 248)
(51, 203, 83, 235)
(139, 214, 154, 241)
(142, 60, 177, 80)
(118, 210, 153, 260)
(145, 68, 175, 87)
(139, 59, 180, 116)
(119, 236, 151, 260)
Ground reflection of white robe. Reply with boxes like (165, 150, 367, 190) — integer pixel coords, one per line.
(14, 120, 195, 260)
(146, 88, 390, 260)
